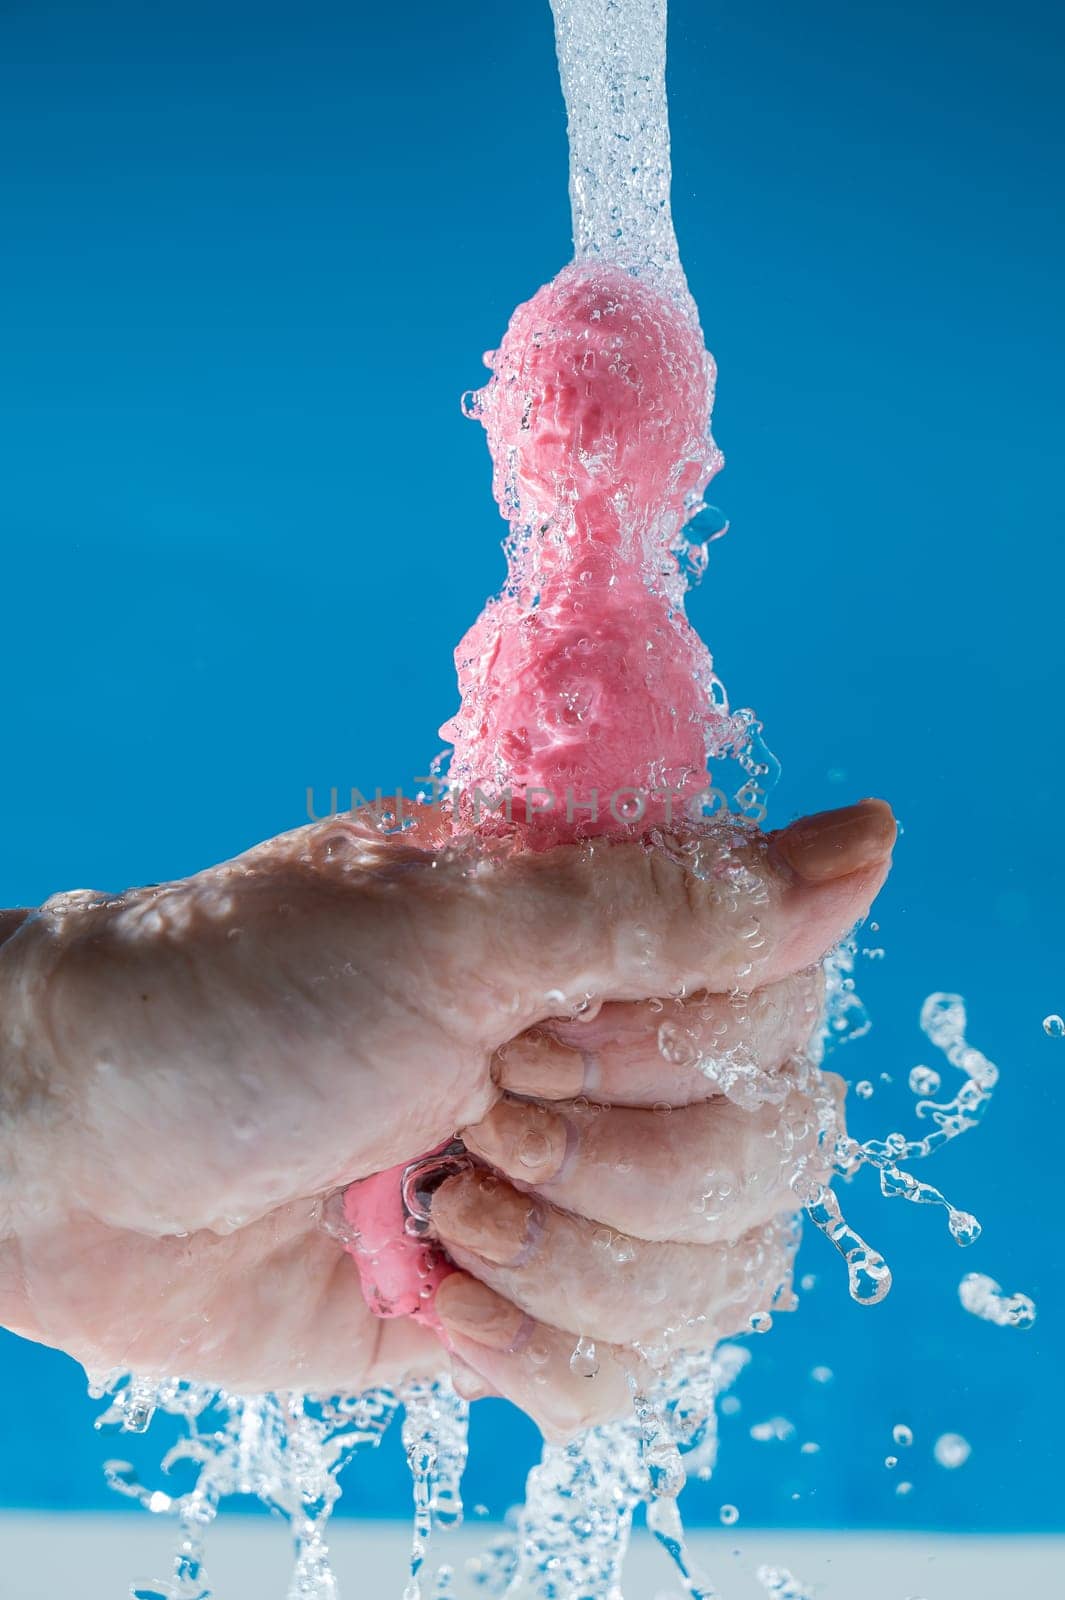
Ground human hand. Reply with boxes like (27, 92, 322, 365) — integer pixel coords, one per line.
(0, 798, 894, 1410)
(427, 801, 893, 1437)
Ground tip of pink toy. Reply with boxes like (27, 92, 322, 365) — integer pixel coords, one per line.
(473, 261, 721, 551)
(341, 1162, 454, 1339)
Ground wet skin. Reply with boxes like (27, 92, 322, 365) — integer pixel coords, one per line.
(0, 798, 894, 1439)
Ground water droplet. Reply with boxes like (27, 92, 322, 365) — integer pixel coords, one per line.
(810, 1366, 834, 1385)
(719, 1503, 739, 1526)
(959, 1271, 1036, 1329)
(947, 1209, 981, 1247)
(893, 1424, 914, 1447)
(1043, 1013, 1064, 1037)
(884, 1455, 898, 1470)
(908, 1065, 941, 1096)
(569, 1336, 600, 1379)
(855, 1080, 874, 1100)
(895, 1480, 914, 1497)
(749, 1416, 794, 1442)
(934, 1432, 971, 1469)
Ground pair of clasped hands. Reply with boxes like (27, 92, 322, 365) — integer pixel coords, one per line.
(0, 798, 894, 1440)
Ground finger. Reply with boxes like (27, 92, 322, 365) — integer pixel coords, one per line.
(474, 799, 896, 1025)
(463, 1070, 843, 1243)
(434, 1271, 637, 1441)
(493, 971, 824, 1107)
(429, 1170, 794, 1346)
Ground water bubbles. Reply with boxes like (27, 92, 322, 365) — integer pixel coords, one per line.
(748, 1310, 773, 1334)
(800, 1441, 820, 1456)
(934, 1432, 971, 1469)
(908, 1065, 941, 1097)
(810, 1365, 834, 1385)
(719, 1503, 739, 1525)
(895, 1480, 914, 1497)
(959, 1271, 1037, 1329)
(893, 1423, 914, 1448)
(569, 1336, 600, 1380)
(855, 1080, 874, 1100)
(1043, 1014, 1065, 1037)
(884, 1455, 898, 1469)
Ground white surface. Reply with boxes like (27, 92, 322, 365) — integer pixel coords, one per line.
(0, 1516, 1060, 1599)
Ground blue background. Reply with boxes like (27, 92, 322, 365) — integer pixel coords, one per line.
(1, 0, 1062, 1534)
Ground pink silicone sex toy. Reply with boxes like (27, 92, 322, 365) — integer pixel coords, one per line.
(342, 261, 736, 1337)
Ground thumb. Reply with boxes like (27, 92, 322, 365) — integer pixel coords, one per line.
(470, 799, 895, 1027)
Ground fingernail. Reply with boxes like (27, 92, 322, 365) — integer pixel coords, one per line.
(435, 1272, 531, 1351)
(774, 799, 896, 885)
(465, 1100, 572, 1185)
(495, 1031, 585, 1099)
(430, 1171, 545, 1268)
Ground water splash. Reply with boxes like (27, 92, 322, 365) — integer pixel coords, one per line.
(800, 987, 1009, 1313)
(401, 1379, 470, 1599)
(94, 1374, 400, 1599)
(802, 1184, 893, 1307)
(467, 1346, 745, 1600)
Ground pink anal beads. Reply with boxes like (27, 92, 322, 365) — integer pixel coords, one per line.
(444, 262, 731, 842)
(344, 263, 731, 1327)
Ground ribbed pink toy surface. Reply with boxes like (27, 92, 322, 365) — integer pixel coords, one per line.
(343, 261, 736, 1331)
